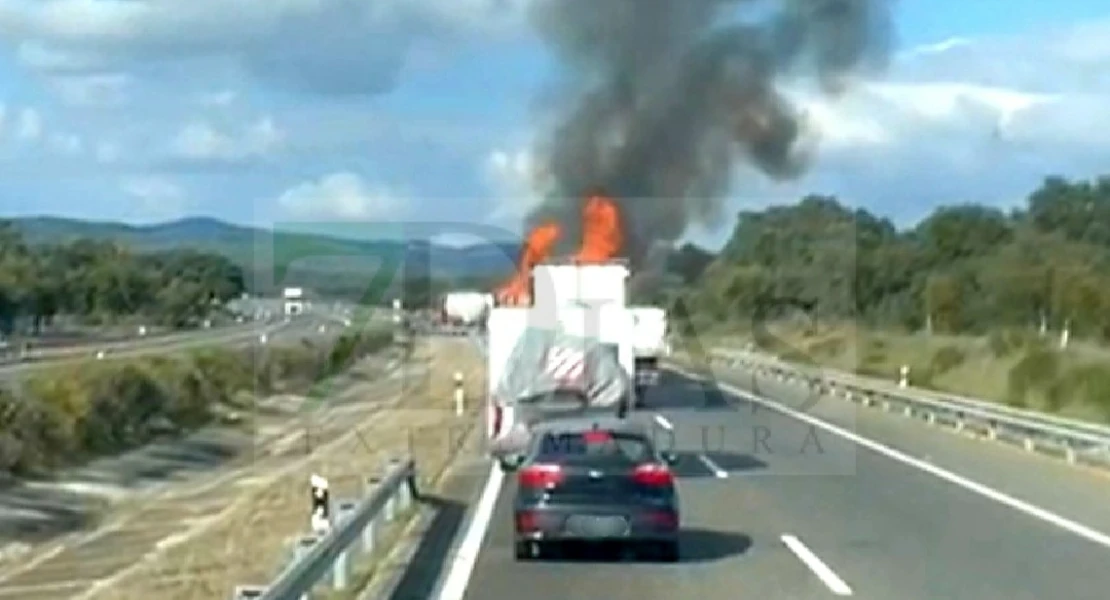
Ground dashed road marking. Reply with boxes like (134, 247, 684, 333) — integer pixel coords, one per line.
(781, 534, 853, 596)
(697, 453, 729, 478)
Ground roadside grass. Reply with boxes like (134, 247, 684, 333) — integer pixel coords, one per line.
(694, 322, 1110, 423)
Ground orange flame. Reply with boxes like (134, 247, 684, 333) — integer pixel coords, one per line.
(573, 193, 622, 263)
(494, 192, 623, 305)
(496, 222, 562, 306)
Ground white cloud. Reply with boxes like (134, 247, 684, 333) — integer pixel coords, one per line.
(482, 147, 551, 222)
(95, 140, 120, 164)
(169, 116, 284, 162)
(0, 0, 531, 96)
(0, 104, 87, 157)
(430, 232, 489, 248)
(122, 175, 190, 219)
(47, 132, 82, 154)
(14, 107, 42, 141)
(276, 172, 404, 220)
(197, 90, 237, 107)
(48, 72, 130, 106)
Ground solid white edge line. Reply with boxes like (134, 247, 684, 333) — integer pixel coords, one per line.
(435, 461, 505, 600)
(675, 367, 1110, 551)
(654, 413, 674, 431)
(781, 534, 854, 596)
(697, 453, 729, 478)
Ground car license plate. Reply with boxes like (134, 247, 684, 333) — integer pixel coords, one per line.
(565, 515, 629, 538)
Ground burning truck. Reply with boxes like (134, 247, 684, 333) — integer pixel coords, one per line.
(486, 193, 666, 454)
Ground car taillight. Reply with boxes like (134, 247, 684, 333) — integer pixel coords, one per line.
(516, 510, 539, 532)
(583, 430, 612, 443)
(632, 463, 674, 487)
(518, 464, 564, 489)
(644, 510, 678, 529)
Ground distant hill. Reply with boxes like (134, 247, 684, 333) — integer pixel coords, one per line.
(11, 216, 521, 279)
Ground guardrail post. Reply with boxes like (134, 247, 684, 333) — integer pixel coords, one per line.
(331, 500, 357, 590)
(899, 365, 909, 388)
(232, 585, 267, 599)
(383, 474, 396, 523)
(392, 460, 413, 510)
(454, 371, 465, 416)
(293, 536, 319, 600)
(362, 477, 380, 553)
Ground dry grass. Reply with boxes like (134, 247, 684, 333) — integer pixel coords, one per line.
(85, 338, 485, 600)
(711, 323, 1110, 417)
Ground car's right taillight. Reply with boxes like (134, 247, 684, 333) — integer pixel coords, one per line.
(632, 463, 674, 487)
(518, 464, 565, 489)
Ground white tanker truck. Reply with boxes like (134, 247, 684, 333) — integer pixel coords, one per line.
(441, 291, 494, 328)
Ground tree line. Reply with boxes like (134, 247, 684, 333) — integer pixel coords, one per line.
(668, 174, 1110, 341)
(0, 222, 246, 334)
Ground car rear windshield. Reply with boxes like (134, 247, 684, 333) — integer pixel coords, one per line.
(533, 430, 654, 465)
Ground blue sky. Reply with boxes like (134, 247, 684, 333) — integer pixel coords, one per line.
(0, 0, 1108, 250)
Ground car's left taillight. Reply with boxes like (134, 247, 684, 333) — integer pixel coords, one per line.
(518, 463, 565, 489)
(515, 510, 540, 532)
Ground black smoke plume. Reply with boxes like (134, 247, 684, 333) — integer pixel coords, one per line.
(523, 0, 894, 265)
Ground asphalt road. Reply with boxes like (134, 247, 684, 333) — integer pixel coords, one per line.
(442, 364, 1110, 599)
(0, 313, 351, 378)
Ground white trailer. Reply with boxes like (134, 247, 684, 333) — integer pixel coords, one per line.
(485, 260, 638, 444)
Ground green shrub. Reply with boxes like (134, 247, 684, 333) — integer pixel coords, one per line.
(1046, 364, 1110, 416)
(929, 345, 966, 375)
(987, 328, 1039, 358)
(1006, 347, 1061, 407)
(0, 326, 393, 476)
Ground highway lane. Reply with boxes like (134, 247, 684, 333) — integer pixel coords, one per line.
(447, 368, 1110, 599)
(0, 314, 348, 378)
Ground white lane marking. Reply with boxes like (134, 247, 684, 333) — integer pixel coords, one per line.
(697, 453, 728, 478)
(683, 369, 1110, 551)
(436, 461, 504, 600)
(654, 414, 674, 431)
(781, 534, 853, 596)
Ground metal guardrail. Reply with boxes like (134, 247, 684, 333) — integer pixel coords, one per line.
(700, 347, 1110, 469)
(231, 458, 418, 600)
